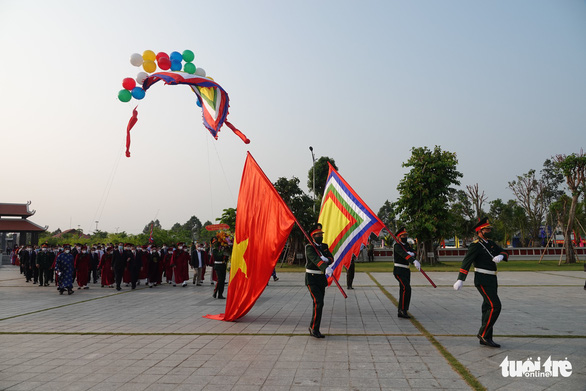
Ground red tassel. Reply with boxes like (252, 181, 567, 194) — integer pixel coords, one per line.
(125, 106, 139, 157)
(225, 121, 250, 144)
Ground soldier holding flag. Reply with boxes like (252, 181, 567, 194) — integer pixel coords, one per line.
(305, 226, 334, 338)
(393, 227, 421, 319)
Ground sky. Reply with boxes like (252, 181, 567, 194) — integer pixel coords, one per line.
(1, 0, 585, 235)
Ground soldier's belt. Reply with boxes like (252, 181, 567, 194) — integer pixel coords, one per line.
(474, 268, 496, 275)
(306, 269, 324, 275)
(393, 263, 410, 269)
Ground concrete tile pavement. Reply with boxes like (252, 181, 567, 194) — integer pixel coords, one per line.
(0, 265, 584, 390)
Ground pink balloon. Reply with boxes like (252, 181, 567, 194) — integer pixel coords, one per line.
(122, 77, 136, 90)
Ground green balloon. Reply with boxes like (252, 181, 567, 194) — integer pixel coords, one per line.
(118, 89, 132, 102)
(184, 63, 196, 74)
(182, 49, 195, 63)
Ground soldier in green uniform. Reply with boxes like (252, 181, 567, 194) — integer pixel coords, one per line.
(393, 227, 421, 319)
(453, 217, 508, 348)
(305, 227, 334, 338)
(211, 239, 227, 299)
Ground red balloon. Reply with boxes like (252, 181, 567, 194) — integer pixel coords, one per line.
(122, 77, 136, 90)
(158, 57, 171, 70)
(156, 52, 169, 61)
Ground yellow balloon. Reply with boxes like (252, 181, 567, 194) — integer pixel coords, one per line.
(207, 76, 214, 81)
(142, 50, 156, 62)
(143, 60, 156, 73)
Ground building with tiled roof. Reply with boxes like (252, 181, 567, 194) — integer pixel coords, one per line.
(0, 202, 47, 253)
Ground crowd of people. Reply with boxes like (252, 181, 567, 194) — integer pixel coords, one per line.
(9, 241, 233, 297)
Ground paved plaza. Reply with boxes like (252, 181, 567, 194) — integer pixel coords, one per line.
(0, 264, 584, 391)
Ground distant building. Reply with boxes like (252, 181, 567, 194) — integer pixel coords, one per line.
(52, 229, 90, 239)
(0, 201, 47, 252)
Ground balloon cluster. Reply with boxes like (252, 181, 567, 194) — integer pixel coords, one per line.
(118, 49, 207, 103)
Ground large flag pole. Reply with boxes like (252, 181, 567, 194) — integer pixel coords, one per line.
(382, 226, 437, 288)
(245, 154, 347, 299)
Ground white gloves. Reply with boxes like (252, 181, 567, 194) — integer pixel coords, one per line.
(492, 255, 504, 264)
(413, 260, 421, 271)
(407, 251, 415, 257)
(320, 255, 329, 262)
(325, 265, 333, 277)
(453, 280, 463, 290)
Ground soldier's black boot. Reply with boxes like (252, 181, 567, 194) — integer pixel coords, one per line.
(477, 334, 500, 348)
(398, 310, 410, 319)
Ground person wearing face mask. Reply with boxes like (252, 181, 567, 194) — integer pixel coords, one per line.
(35, 243, 54, 287)
(56, 244, 75, 295)
(304, 226, 334, 338)
(163, 245, 175, 284)
(453, 217, 508, 348)
(191, 243, 204, 286)
(148, 245, 163, 287)
(393, 227, 421, 319)
(89, 246, 100, 284)
(171, 242, 190, 287)
(112, 243, 127, 291)
(138, 245, 150, 285)
(20, 245, 33, 282)
(127, 245, 143, 290)
(211, 238, 228, 299)
(75, 246, 91, 289)
(98, 247, 115, 288)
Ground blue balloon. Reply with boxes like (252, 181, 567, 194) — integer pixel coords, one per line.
(170, 51, 183, 62)
(196, 99, 202, 107)
(170, 60, 182, 71)
(131, 87, 145, 100)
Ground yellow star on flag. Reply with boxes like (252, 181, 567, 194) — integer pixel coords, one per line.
(230, 237, 249, 280)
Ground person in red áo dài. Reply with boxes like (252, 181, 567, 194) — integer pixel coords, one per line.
(98, 247, 115, 288)
(171, 242, 190, 287)
(74, 245, 91, 289)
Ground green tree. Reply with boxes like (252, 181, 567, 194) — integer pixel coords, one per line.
(394, 146, 463, 264)
(197, 220, 215, 244)
(274, 176, 316, 264)
(489, 198, 526, 246)
(183, 216, 203, 234)
(307, 156, 338, 205)
(142, 219, 162, 234)
(217, 208, 236, 231)
(377, 200, 396, 232)
(508, 170, 549, 246)
(553, 151, 586, 263)
(448, 189, 476, 246)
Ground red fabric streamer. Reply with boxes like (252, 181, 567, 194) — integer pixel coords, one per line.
(225, 121, 250, 144)
(125, 107, 139, 157)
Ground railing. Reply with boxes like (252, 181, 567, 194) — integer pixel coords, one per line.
(373, 247, 586, 261)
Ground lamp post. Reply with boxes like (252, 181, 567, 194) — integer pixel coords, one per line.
(95, 221, 99, 232)
(309, 146, 316, 212)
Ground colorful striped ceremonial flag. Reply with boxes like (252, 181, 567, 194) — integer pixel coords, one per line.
(204, 152, 296, 321)
(318, 163, 385, 284)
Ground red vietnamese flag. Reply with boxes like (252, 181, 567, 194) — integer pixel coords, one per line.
(204, 152, 295, 321)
